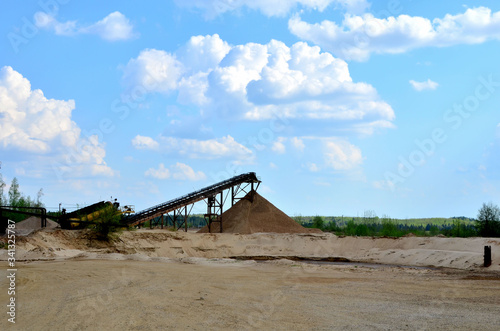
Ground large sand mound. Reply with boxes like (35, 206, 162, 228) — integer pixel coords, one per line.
(197, 191, 320, 234)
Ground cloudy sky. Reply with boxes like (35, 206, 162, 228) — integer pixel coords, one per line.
(1, 0, 500, 218)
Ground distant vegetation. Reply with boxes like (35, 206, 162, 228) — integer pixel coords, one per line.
(294, 205, 500, 238)
(0, 171, 45, 223)
(143, 214, 207, 229)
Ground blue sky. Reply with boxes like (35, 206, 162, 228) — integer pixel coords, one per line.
(1, 0, 500, 219)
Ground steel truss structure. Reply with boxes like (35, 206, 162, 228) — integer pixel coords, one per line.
(124, 172, 261, 233)
(148, 204, 193, 232)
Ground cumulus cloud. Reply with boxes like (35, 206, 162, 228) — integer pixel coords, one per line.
(271, 137, 287, 154)
(145, 163, 206, 181)
(145, 163, 170, 180)
(323, 139, 363, 170)
(34, 11, 137, 41)
(132, 134, 253, 161)
(271, 136, 362, 171)
(122, 34, 394, 133)
(131, 135, 159, 150)
(409, 79, 439, 91)
(175, 0, 369, 19)
(289, 6, 500, 61)
(122, 49, 184, 94)
(0, 66, 114, 177)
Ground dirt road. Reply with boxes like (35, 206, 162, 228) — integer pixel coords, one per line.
(1, 258, 499, 330)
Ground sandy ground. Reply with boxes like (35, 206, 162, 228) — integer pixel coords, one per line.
(6, 229, 500, 271)
(1, 229, 500, 330)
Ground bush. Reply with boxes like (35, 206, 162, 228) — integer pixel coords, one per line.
(90, 207, 123, 240)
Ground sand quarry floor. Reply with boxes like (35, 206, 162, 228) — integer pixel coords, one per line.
(1, 229, 500, 330)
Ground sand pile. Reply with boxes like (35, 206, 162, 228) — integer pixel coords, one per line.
(14, 216, 59, 236)
(198, 191, 320, 234)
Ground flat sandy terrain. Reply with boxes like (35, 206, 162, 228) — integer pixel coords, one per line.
(1, 229, 500, 330)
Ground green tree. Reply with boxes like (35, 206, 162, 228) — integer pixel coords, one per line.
(1, 173, 45, 222)
(312, 216, 325, 230)
(8, 177, 21, 206)
(476, 202, 500, 237)
(36, 188, 44, 207)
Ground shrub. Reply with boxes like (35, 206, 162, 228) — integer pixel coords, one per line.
(90, 207, 123, 240)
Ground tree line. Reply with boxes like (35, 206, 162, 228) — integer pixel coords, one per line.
(299, 202, 500, 238)
(1, 168, 44, 222)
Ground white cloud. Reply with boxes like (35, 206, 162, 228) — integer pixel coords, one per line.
(0, 66, 114, 178)
(273, 136, 363, 171)
(289, 6, 500, 61)
(178, 34, 232, 74)
(131, 135, 160, 150)
(132, 134, 253, 161)
(271, 137, 287, 154)
(409, 79, 439, 91)
(175, 0, 369, 19)
(145, 163, 206, 181)
(0, 67, 76, 153)
(271, 136, 306, 154)
(171, 163, 206, 181)
(34, 11, 137, 41)
(145, 163, 170, 180)
(123, 35, 394, 132)
(352, 119, 395, 136)
(323, 139, 363, 170)
(122, 49, 184, 94)
(291, 137, 305, 151)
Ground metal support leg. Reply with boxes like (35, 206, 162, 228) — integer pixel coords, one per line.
(184, 207, 188, 232)
(220, 191, 223, 233)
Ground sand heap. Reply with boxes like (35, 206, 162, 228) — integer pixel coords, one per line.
(198, 191, 320, 234)
(14, 216, 59, 236)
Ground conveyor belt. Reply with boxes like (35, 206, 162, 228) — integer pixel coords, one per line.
(124, 172, 260, 226)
